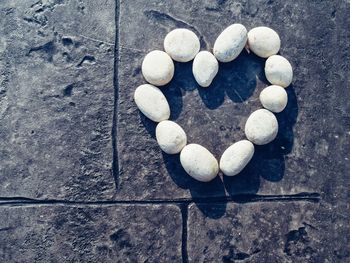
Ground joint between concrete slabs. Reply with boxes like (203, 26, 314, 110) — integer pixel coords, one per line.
(0, 192, 321, 207)
(112, 0, 121, 189)
(180, 204, 189, 263)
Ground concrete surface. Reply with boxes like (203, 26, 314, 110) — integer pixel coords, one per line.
(0, 0, 349, 262)
(0, 204, 182, 262)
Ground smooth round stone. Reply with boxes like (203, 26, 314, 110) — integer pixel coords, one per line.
(259, 85, 288, 113)
(192, 51, 219, 87)
(141, 50, 174, 86)
(180, 144, 219, 182)
(164, 28, 200, 62)
(134, 84, 170, 122)
(245, 109, 278, 145)
(265, 55, 293, 87)
(156, 120, 187, 154)
(247, 27, 281, 58)
(220, 140, 254, 176)
(213, 24, 248, 62)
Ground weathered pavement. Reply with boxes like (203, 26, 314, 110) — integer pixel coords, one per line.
(0, 0, 349, 262)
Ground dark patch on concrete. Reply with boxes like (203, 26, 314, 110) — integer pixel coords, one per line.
(77, 55, 96, 67)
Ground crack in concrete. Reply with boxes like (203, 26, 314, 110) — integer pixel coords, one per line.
(120, 45, 147, 53)
(76, 34, 115, 46)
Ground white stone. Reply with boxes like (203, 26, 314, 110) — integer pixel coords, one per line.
(259, 85, 288, 113)
(180, 144, 219, 182)
(134, 84, 170, 122)
(213, 24, 248, 62)
(245, 109, 278, 145)
(164, 28, 200, 62)
(192, 51, 219, 87)
(265, 55, 293, 87)
(141, 50, 174, 86)
(247, 27, 281, 58)
(156, 120, 187, 154)
(220, 140, 254, 176)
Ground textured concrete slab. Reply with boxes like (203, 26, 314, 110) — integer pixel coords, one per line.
(187, 201, 349, 263)
(0, 1, 348, 262)
(0, 0, 116, 200)
(117, 0, 349, 200)
(0, 204, 182, 262)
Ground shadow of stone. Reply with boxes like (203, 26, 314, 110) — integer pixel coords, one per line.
(162, 61, 197, 120)
(162, 152, 227, 219)
(194, 199, 227, 220)
(274, 85, 298, 155)
(223, 156, 261, 196)
(139, 112, 157, 138)
(198, 50, 265, 109)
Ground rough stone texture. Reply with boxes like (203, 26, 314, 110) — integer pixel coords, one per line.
(117, 0, 349, 200)
(0, 0, 116, 200)
(0, 204, 182, 262)
(0, 0, 349, 262)
(188, 201, 349, 263)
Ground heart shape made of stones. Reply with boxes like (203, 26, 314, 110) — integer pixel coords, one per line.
(134, 24, 293, 182)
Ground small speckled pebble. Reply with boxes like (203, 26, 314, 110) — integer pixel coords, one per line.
(213, 24, 247, 62)
(134, 84, 170, 122)
(245, 109, 278, 145)
(259, 85, 288, 113)
(142, 50, 174, 86)
(220, 140, 254, 176)
(180, 144, 219, 182)
(156, 120, 187, 154)
(248, 27, 281, 58)
(192, 51, 219, 87)
(265, 55, 293, 87)
(164, 28, 200, 62)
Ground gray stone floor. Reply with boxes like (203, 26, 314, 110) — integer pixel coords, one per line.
(0, 0, 349, 262)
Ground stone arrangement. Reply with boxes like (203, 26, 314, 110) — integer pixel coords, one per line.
(134, 24, 293, 182)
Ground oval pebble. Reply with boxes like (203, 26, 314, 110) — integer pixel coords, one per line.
(259, 85, 288, 113)
(156, 120, 187, 154)
(180, 144, 219, 182)
(220, 140, 254, 176)
(265, 55, 293, 87)
(247, 27, 281, 58)
(192, 51, 219, 87)
(141, 50, 174, 86)
(245, 109, 278, 145)
(213, 24, 248, 62)
(164, 28, 200, 62)
(134, 84, 170, 122)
